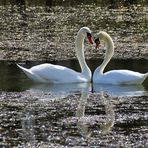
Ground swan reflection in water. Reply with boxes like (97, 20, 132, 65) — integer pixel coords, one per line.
(21, 107, 36, 146)
(93, 83, 147, 97)
(76, 90, 115, 137)
(99, 92, 115, 135)
(27, 82, 147, 100)
(27, 83, 92, 101)
(21, 83, 92, 146)
(23, 81, 147, 141)
(21, 83, 115, 145)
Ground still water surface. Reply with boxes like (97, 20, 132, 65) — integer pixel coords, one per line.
(0, 1, 148, 147)
(0, 59, 148, 96)
(1, 60, 148, 146)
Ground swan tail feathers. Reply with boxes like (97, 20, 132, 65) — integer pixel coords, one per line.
(17, 64, 35, 80)
(145, 72, 148, 77)
(17, 64, 47, 83)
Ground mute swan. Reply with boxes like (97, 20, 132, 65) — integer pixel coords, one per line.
(17, 27, 93, 83)
(93, 31, 148, 85)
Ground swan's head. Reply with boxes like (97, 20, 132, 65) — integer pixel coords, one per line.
(79, 27, 93, 44)
(94, 31, 113, 49)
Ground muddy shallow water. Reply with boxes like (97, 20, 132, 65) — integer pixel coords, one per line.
(0, 2, 148, 61)
(0, 90, 148, 147)
(0, 60, 148, 147)
(0, 1, 148, 147)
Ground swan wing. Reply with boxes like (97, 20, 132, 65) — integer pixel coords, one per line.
(18, 63, 86, 83)
(94, 31, 148, 85)
(17, 64, 48, 82)
(103, 70, 146, 84)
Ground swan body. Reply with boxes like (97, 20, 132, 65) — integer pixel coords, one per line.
(17, 63, 90, 83)
(17, 27, 93, 83)
(93, 31, 148, 85)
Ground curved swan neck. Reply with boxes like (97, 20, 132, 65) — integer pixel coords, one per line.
(75, 31, 91, 78)
(95, 34, 114, 75)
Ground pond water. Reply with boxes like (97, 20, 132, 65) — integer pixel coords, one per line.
(0, 1, 148, 147)
(0, 1, 147, 60)
(0, 60, 148, 147)
(0, 60, 148, 96)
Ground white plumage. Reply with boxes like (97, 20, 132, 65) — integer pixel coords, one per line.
(17, 27, 93, 84)
(93, 31, 148, 85)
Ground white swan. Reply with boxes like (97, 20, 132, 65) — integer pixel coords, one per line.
(17, 27, 93, 83)
(93, 31, 148, 85)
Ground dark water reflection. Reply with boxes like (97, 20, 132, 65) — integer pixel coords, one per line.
(0, 86, 147, 147)
(0, 60, 148, 96)
(0, 1, 148, 147)
(0, 61, 147, 147)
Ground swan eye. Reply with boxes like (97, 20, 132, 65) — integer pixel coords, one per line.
(95, 38, 101, 49)
(95, 38, 100, 44)
(87, 33, 93, 44)
(87, 32, 92, 38)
